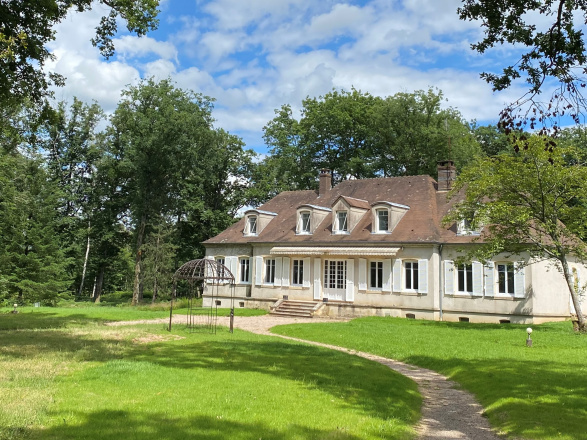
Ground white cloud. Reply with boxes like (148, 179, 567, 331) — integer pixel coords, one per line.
(114, 35, 178, 62)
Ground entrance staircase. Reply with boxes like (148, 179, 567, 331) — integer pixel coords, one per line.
(270, 299, 322, 318)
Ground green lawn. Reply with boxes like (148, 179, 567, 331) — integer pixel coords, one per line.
(0, 308, 419, 440)
(272, 317, 587, 440)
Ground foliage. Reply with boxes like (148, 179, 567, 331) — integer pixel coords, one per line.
(0, 0, 160, 106)
(459, 0, 587, 132)
(445, 136, 587, 328)
(0, 151, 71, 305)
(255, 88, 482, 199)
(0, 313, 418, 440)
(274, 317, 587, 440)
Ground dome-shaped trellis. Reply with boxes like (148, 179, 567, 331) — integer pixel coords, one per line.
(168, 259, 235, 334)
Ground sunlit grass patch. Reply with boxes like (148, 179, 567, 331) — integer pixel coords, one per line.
(273, 317, 587, 440)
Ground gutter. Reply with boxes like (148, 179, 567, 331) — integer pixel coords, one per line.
(438, 244, 444, 321)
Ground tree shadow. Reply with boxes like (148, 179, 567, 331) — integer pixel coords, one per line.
(27, 410, 366, 440)
(0, 311, 111, 331)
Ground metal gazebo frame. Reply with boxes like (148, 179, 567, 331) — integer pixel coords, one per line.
(169, 259, 235, 333)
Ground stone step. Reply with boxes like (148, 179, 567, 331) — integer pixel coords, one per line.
(270, 300, 318, 318)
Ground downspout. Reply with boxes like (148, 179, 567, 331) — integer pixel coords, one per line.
(438, 244, 444, 321)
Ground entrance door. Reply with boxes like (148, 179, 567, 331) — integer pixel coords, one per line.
(323, 259, 347, 301)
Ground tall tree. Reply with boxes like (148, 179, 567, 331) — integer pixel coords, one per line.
(0, 0, 160, 106)
(0, 151, 71, 305)
(445, 136, 587, 330)
(459, 1, 587, 132)
(257, 88, 481, 199)
(108, 78, 253, 305)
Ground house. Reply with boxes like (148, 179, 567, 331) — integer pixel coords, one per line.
(203, 163, 585, 324)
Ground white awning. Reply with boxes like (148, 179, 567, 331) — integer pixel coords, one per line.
(270, 246, 401, 257)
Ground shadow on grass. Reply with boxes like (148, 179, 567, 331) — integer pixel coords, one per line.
(404, 355, 587, 440)
(0, 327, 419, 427)
(30, 410, 364, 440)
(127, 338, 420, 423)
(0, 312, 111, 331)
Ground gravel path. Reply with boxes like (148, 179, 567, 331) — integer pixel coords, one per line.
(109, 314, 501, 440)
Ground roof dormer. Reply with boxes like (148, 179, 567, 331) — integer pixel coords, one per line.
(371, 201, 410, 234)
(331, 196, 370, 234)
(296, 204, 331, 235)
(243, 209, 277, 237)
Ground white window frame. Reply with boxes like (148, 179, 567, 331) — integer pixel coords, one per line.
(298, 211, 311, 234)
(324, 259, 347, 290)
(376, 209, 389, 233)
(291, 259, 304, 286)
(245, 215, 257, 236)
(215, 256, 226, 281)
(239, 257, 251, 284)
(264, 258, 276, 284)
(334, 210, 348, 234)
(457, 263, 473, 293)
(404, 260, 419, 291)
(369, 260, 384, 290)
(496, 262, 515, 296)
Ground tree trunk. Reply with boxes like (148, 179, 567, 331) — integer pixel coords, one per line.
(561, 257, 586, 331)
(152, 235, 160, 304)
(94, 267, 104, 304)
(78, 222, 91, 297)
(132, 214, 147, 306)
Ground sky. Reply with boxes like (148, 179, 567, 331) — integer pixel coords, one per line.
(46, 0, 529, 154)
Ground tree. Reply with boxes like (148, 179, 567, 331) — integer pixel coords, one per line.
(459, 1, 587, 132)
(108, 78, 253, 305)
(0, 0, 160, 106)
(256, 88, 481, 199)
(445, 136, 587, 330)
(0, 150, 71, 305)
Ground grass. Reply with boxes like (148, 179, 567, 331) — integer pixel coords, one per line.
(0, 308, 419, 440)
(0, 305, 265, 331)
(272, 317, 587, 440)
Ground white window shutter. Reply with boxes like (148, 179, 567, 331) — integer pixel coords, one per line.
(346, 259, 355, 301)
(418, 259, 428, 294)
(302, 257, 311, 288)
(514, 262, 526, 298)
(313, 258, 321, 300)
(225, 256, 237, 283)
(444, 260, 455, 295)
(358, 258, 367, 291)
(472, 261, 483, 296)
(255, 256, 263, 286)
(484, 262, 495, 297)
(274, 257, 283, 287)
(383, 259, 392, 292)
(282, 257, 290, 287)
(393, 259, 402, 292)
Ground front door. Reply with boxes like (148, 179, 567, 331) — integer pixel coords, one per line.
(323, 259, 347, 301)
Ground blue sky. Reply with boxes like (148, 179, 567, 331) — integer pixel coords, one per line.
(47, 0, 529, 154)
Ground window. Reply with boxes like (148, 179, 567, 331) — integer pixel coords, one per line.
(324, 260, 347, 289)
(264, 258, 276, 284)
(299, 211, 311, 234)
(457, 264, 473, 293)
(335, 211, 348, 233)
(497, 263, 515, 294)
(370, 261, 383, 289)
(377, 209, 389, 232)
(239, 258, 250, 283)
(292, 259, 304, 285)
(404, 261, 419, 290)
(248, 216, 257, 235)
(215, 257, 225, 279)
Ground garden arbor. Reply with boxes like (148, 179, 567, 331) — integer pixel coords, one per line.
(170, 259, 235, 333)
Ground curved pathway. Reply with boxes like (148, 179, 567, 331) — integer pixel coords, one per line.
(110, 314, 501, 440)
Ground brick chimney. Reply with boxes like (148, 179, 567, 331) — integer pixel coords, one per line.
(437, 160, 456, 191)
(319, 169, 332, 196)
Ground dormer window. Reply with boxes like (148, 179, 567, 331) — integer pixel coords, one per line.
(371, 201, 409, 234)
(376, 209, 389, 232)
(299, 211, 311, 234)
(457, 212, 480, 236)
(242, 209, 277, 237)
(335, 211, 348, 233)
(246, 215, 257, 235)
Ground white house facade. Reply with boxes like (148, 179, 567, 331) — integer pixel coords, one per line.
(203, 164, 585, 324)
